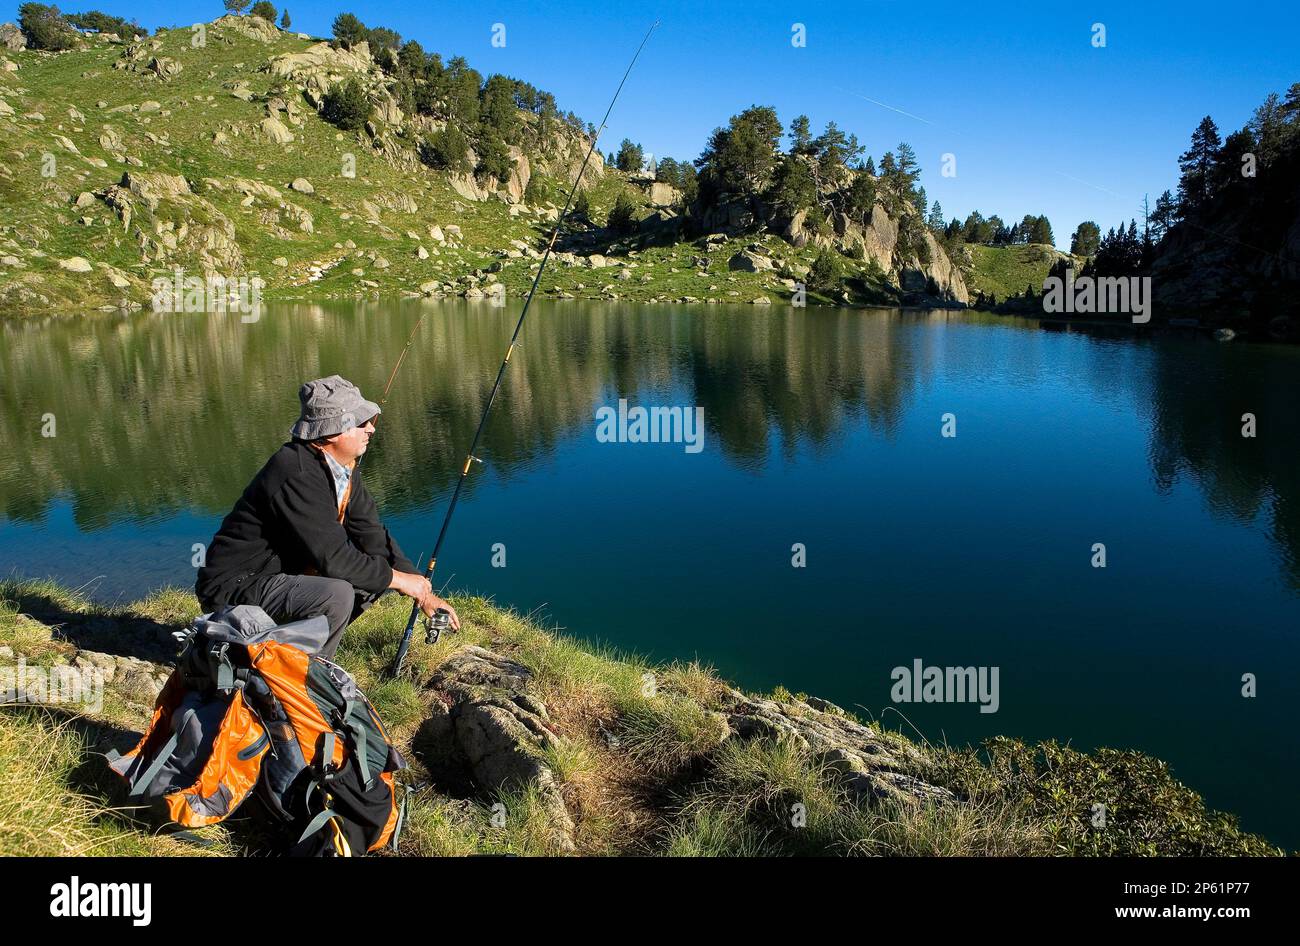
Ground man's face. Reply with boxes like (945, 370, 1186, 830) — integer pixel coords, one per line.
(325, 415, 375, 464)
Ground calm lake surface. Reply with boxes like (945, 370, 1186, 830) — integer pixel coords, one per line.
(2, 300, 1298, 847)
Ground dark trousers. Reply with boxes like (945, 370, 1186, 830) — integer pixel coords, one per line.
(223, 574, 383, 659)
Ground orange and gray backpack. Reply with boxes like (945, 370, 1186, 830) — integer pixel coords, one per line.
(108, 605, 406, 856)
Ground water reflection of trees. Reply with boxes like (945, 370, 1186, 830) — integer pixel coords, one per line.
(0, 302, 940, 527)
(4, 305, 1297, 591)
(1146, 338, 1300, 589)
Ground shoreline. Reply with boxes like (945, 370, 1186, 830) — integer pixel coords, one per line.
(0, 578, 1286, 856)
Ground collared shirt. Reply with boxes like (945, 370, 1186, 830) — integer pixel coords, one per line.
(321, 450, 353, 511)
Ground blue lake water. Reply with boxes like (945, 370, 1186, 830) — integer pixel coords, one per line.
(1, 301, 1297, 847)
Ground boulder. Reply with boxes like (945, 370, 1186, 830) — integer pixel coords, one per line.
(0, 22, 26, 51)
(146, 57, 182, 80)
(98, 126, 124, 153)
(259, 116, 294, 145)
(721, 690, 952, 804)
(288, 177, 314, 194)
(646, 181, 682, 208)
(58, 257, 94, 272)
(728, 250, 775, 273)
(419, 647, 576, 851)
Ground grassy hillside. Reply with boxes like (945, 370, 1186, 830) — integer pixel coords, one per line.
(0, 18, 878, 314)
(962, 243, 1080, 304)
(0, 578, 1283, 856)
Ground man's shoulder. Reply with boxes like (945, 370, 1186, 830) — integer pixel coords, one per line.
(255, 441, 320, 492)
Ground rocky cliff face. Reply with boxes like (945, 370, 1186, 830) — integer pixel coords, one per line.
(695, 192, 970, 306)
(1149, 148, 1299, 335)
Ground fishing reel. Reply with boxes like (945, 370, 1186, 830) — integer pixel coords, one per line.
(423, 607, 452, 645)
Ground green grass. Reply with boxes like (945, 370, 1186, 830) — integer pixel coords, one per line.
(0, 19, 963, 314)
(962, 243, 1078, 304)
(0, 578, 1286, 856)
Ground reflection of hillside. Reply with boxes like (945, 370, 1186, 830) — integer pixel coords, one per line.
(1146, 340, 1300, 589)
(1, 302, 928, 527)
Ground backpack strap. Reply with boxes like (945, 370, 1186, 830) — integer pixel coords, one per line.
(390, 787, 408, 852)
(340, 700, 372, 789)
(208, 642, 236, 694)
(128, 707, 198, 798)
(298, 731, 353, 856)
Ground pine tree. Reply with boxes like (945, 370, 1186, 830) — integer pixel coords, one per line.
(1176, 116, 1222, 218)
(616, 139, 645, 173)
(1150, 190, 1177, 240)
(332, 13, 366, 46)
(927, 201, 945, 232)
(606, 191, 638, 233)
(1249, 93, 1285, 167)
(1070, 221, 1100, 256)
(788, 115, 812, 155)
(280, 9, 290, 29)
(1030, 215, 1054, 246)
(912, 185, 927, 217)
(1214, 128, 1257, 192)
(894, 142, 920, 190)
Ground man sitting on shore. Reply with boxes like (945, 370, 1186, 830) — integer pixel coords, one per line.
(196, 374, 459, 658)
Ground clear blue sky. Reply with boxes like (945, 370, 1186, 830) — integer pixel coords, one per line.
(9, 1, 1298, 247)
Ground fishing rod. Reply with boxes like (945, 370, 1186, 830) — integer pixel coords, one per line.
(386, 20, 660, 678)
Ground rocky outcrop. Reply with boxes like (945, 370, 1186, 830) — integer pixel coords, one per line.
(412, 642, 951, 851)
(720, 690, 952, 803)
(0, 22, 26, 51)
(211, 13, 282, 44)
(1149, 150, 1300, 335)
(418, 646, 576, 851)
(97, 171, 244, 273)
(146, 56, 182, 80)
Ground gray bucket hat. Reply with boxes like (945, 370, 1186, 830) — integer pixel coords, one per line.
(289, 375, 381, 440)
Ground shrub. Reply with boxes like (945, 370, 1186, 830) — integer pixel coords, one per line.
(523, 175, 545, 206)
(606, 191, 638, 234)
(809, 248, 843, 291)
(573, 190, 590, 220)
(249, 2, 276, 22)
(926, 738, 1284, 856)
(418, 126, 470, 174)
(475, 134, 513, 184)
(320, 78, 371, 132)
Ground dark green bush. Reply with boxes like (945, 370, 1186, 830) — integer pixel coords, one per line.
(926, 737, 1285, 856)
(320, 78, 371, 132)
(418, 126, 471, 174)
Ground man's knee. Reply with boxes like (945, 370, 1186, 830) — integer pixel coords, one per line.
(318, 579, 356, 633)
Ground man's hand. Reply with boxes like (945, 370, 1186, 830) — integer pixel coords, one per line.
(420, 592, 461, 632)
(389, 571, 460, 632)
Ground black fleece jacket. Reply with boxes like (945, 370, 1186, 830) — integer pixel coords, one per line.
(196, 440, 416, 606)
